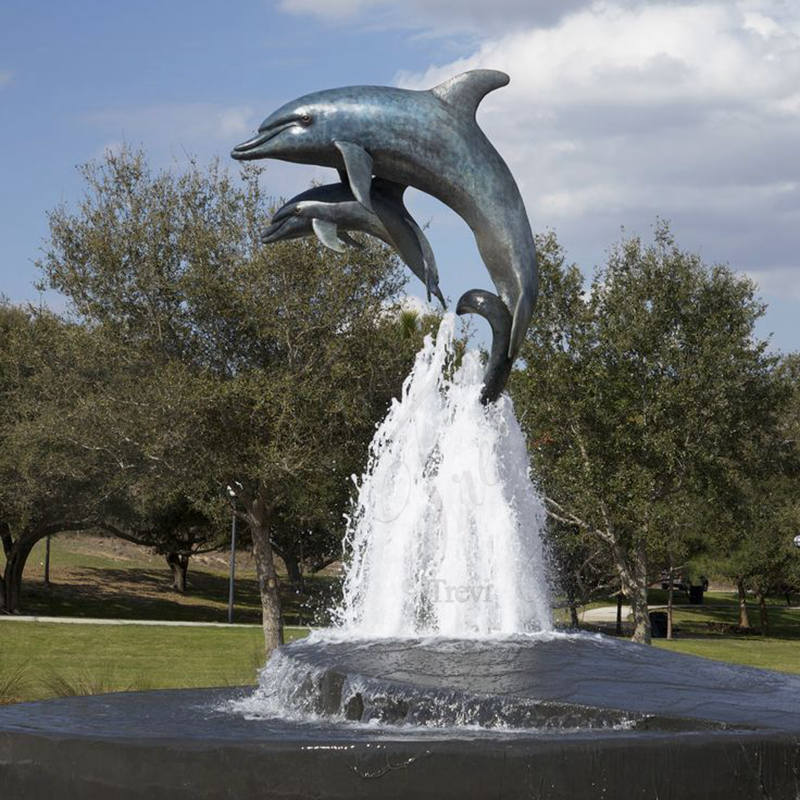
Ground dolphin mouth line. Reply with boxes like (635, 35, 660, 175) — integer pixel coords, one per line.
(270, 203, 299, 225)
(261, 216, 294, 243)
(232, 122, 296, 158)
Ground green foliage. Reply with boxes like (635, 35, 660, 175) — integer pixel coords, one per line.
(26, 146, 434, 643)
(511, 223, 785, 641)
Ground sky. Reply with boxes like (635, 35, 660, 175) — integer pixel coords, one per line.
(1, 0, 798, 352)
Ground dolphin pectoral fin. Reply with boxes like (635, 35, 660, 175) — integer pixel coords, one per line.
(312, 218, 346, 253)
(430, 70, 510, 119)
(508, 288, 535, 362)
(339, 232, 364, 249)
(430, 283, 446, 309)
(334, 141, 374, 212)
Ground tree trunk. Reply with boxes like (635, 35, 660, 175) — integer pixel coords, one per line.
(3, 535, 38, 613)
(569, 601, 580, 629)
(667, 573, 674, 640)
(44, 535, 52, 587)
(737, 581, 750, 628)
(758, 591, 769, 636)
(282, 552, 305, 592)
(615, 593, 623, 635)
(249, 496, 283, 654)
(165, 552, 189, 593)
(614, 542, 650, 644)
(629, 584, 651, 644)
(1, 523, 91, 613)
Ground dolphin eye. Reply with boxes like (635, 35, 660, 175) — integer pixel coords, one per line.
(299, 113, 312, 126)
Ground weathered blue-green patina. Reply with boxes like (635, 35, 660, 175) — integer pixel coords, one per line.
(232, 69, 538, 398)
(263, 179, 446, 308)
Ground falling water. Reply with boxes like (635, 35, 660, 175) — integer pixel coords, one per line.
(335, 314, 551, 636)
(230, 315, 554, 725)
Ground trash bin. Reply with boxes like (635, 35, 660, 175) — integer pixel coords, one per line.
(688, 585, 704, 605)
(649, 611, 668, 638)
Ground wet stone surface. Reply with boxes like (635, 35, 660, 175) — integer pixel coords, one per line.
(2, 633, 800, 799)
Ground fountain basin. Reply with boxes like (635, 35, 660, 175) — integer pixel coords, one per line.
(2, 633, 800, 799)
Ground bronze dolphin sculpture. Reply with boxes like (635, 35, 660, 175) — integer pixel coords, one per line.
(263, 179, 445, 308)
(232, 69, 537, 364)
(456, 289, 513, 404)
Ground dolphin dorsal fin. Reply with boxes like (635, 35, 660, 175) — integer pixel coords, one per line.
(430, 70, 510, 118)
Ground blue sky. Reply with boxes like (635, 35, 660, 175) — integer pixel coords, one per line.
(2, 0, 798, 352)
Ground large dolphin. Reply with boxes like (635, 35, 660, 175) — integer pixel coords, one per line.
(455, 289, 512, 405)
(262, 179, 446, 308)
(232, 69, 537, 361)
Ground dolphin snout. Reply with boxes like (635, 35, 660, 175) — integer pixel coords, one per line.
(270, 203, 299, 225)
(260, 220, 285, 243)
(231, 131, 273, 160)
(232, 121, 298, 160)
(260, 215, 309, 244)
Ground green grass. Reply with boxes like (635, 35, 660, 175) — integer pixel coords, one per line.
(667, 602, 800, 638)
(4, 538, 799, 705)
(655, 638, 800, 675)
(0, 621, 310, 704)
(4, 534, 339, 626)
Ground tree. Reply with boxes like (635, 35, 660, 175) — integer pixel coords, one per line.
(0, 304, 106, 611)
(714, 352, 800, 631)
(0, 300, 229, 610)
(512, 224, 781, 643)
(36, 147, 426, 651)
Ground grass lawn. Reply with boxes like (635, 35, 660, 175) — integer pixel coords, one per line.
(2, 534, 339, 626)
(3, 537, 799, 705)
(655, 638, 800, 675)
(0, 621, 310, 704)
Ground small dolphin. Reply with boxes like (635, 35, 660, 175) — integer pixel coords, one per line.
(262, 180, 446, 308)
(232, 69, 537, 361)
(456, 289, 513, 405)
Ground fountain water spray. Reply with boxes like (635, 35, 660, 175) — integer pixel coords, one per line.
(335, 315, 551, 637)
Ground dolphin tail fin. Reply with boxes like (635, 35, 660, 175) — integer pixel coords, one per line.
(376, 202, 446, 309)
(407, 216, 445, 309)
(430, 70, 510, 119)
(509, 284, 536, 362)
(403, 212, 447, 310)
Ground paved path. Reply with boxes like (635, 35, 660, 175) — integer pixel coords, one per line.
(581, 605, 631, 623)
(0, 614, 310, 630)
(581, 604, 800, 624)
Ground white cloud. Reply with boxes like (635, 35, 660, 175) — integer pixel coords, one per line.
(745, 266, 800, 299)
(278, 0, 741, 35)
(392, 1, 800, 293)
(278, 0, 593, 33)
